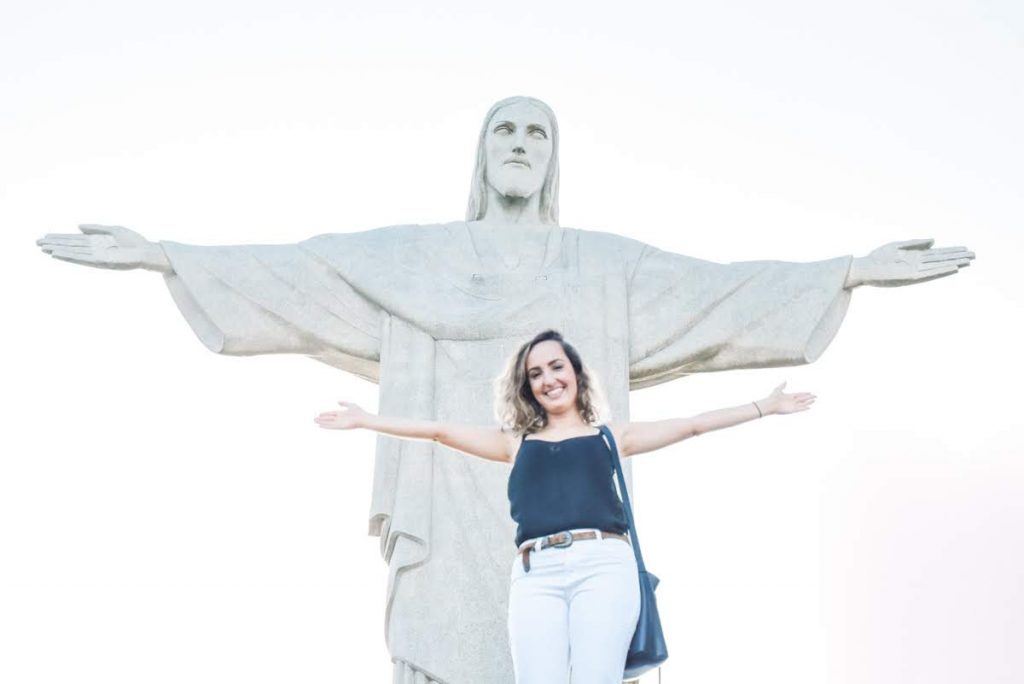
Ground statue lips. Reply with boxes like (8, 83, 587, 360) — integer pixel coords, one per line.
(505, 158, 531, 168)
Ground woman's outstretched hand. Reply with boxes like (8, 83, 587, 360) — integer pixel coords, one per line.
(756, 382, 816, 416)
(314, 401, 370, 430)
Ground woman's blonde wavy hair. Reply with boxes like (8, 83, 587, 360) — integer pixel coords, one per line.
(494, 330, 607, 435)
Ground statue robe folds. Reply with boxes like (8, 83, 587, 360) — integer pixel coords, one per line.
(160, 223, 851, 683)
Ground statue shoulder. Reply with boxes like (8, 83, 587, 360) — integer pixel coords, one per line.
(565, 226, 650, 259)
(299, 220, 468, 264)
(301, 220, 458, 244)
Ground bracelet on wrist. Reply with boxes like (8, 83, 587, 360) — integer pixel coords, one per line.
(753, 401, 764, 418)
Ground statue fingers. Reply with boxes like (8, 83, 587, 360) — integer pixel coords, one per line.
(913, 264, 959, 283)
(920, 260, 968, 272)
(50, 250, 102, 268)
(921, 249, 975, 264)
(38, 240, 82, 253)
(921, 246, 967, 256)
(896, 238, 935, 251)
(38, 234, 92, 248)
(49, 242, 94, 255)
(50, 247, 134, 270)
(79, 224, 125, 234)
(40, 234, 116, 252)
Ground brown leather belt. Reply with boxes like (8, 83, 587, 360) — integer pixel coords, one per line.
(518, 530, 630, 572)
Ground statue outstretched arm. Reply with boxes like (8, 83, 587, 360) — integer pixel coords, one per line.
(627, 246, 853, 388)
(37, 224, 172, 273)
(627, 236, 974, 388)
(844, 239, 974, 288)
(158, 238, 382, 378)
(38, 224, 382, 380)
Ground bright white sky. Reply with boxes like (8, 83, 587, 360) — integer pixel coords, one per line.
(2, 2, 1022, 683)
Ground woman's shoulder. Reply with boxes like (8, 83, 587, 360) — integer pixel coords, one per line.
(602, 422, 628, 447)
(504, 429, 527, 467)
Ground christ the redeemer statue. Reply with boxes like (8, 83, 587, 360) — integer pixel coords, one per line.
(38, 96, 973, 683)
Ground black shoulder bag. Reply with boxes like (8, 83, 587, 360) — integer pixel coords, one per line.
(599, 424, 669, 681)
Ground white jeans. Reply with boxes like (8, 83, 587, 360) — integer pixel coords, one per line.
(507, 531, 641, 683)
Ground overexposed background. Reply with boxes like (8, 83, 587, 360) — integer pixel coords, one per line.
(2, 1, 1021, 683)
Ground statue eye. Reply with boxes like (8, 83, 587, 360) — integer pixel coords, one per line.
(528, 127, 548, 140)
(494, 123, 513, 135)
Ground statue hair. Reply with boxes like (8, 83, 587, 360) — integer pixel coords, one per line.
(494, 330, 608, 435)
(466, 96, 560, 225)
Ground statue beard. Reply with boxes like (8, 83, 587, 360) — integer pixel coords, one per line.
(501, 185, 534, 200)
(488, 176, 543, 203)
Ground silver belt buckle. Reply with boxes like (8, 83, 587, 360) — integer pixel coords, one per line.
(549, 531, 574, 549)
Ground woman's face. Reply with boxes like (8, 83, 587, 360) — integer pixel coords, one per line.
(525, 340, 578, 416)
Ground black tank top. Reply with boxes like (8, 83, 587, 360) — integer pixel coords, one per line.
(507, 429, 629, 547)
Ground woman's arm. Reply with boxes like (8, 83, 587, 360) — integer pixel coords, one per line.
(314, 401, 515, 463)
(615, 383, 814, 457)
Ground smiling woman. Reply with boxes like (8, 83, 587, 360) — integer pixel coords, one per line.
(315, 328, 816, 682)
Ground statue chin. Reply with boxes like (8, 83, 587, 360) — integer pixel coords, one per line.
(486, 168, 544, 204)
(489, 182, 541, 203)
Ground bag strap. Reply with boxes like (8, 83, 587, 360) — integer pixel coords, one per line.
(599, 425, 649, 574)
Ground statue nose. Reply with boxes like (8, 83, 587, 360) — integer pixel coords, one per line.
(512, 144, 525, 154)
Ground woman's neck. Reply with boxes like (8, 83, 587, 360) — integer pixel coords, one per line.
(544, 410, 589, 433)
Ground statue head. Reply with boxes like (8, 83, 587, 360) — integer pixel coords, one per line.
(466, 96, 560, 225)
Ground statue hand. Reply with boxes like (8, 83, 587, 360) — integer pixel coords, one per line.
(846, 239, 974, 288)
(36, 224, 172, 273)
(314, 401, 369, 430)
(757, 382, 816, 416)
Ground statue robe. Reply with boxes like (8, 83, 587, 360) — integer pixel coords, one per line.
(160, 222, 851, 683)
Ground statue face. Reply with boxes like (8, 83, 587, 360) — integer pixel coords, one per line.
(484, 101, 553, 201)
